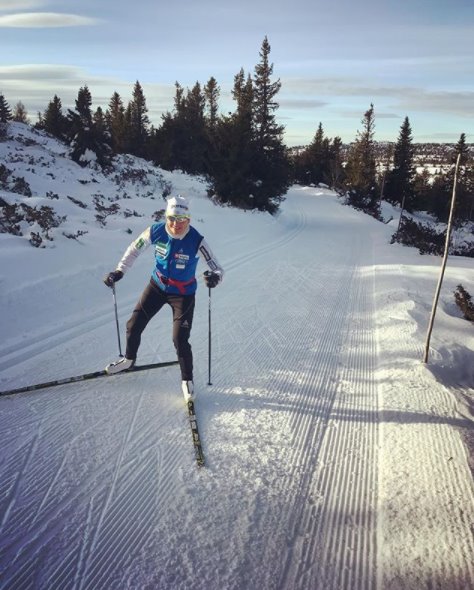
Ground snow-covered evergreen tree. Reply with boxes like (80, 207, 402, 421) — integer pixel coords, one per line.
(67, 86, 111, 169)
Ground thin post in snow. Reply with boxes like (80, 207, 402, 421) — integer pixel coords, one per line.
(422, 153, 461, 364)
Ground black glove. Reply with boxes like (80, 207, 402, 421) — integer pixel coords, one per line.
(103, 270, 123, 287)
(204, 270, 220, 288)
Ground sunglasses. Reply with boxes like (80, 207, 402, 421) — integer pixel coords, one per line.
(167, 215, 190, 223)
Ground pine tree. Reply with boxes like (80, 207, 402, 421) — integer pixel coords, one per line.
(451, 133, 473, 223)
(67, 85, 93, 164)
(149, 83, 184, 170)
(39, 95, 67, 139)
(250, 36, 290, 212)
(209, 70, 256, 208)
(106, 92, 126, 154)
(204, 76, 220, 131)
(292, 131, 344, 190)
(328, 136, 345, 190)
(384, 116, 416, 212)
(0, 94, 12, 133)
(202, 77, 221, 191)
(125, 81, 150, 157)
(425, 134, 472, 224)
(209, 39, 289, 213)
(232, 69, 253, 119)
(76, 86, 93, 127)
(253, 36, 283, 149)
(186, 83, 206, 129)
(174, 82, 185, 114)
(0, 94, 12, 122)
(67, 86, 111, 169)
(412, 168, 432, 212)
(427, 174, 451, 222)
(315, 125, 328, 181)
(185, 82, 209, 173)
(378, 143, 394, 201)
(153, 81, 211, 174)
(304, 123, 333, 185)
(344, 104, 380, 217)
(149, 113, 173, 169)
(93, 107, 108, 138)
(150, 81, 208, 173)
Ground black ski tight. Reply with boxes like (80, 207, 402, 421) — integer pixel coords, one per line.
(125, 280, 195, 380)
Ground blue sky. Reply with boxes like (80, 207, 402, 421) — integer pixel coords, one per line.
(0, 0, 473, 146)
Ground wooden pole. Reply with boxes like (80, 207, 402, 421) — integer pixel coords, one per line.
(422, 153, 461, 363)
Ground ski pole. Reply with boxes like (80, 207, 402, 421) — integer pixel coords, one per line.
(207, 286, 212, 386)
(112, 283, 123, 357)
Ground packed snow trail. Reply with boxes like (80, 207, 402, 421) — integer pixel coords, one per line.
(0, 186, 472, 590)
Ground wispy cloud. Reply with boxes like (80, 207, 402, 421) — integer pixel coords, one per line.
(279, 98, 328, 110)
(0, 64, 174, 122)
(0, 64, 90, 81)
(0, 0, 46, 9)
(281, 76, 474, 119)
(395, 89, 474, 118)
(0, 12, 99, 27)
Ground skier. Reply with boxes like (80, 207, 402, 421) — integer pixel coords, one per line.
(103, 195, 223, 401)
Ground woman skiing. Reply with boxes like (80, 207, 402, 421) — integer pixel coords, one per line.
(103, 195, 223, 401)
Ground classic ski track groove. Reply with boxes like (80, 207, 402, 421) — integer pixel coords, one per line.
(187, 216, 379, 589)
(0, 371, 186, 589)
(279, 244, 376, 590)
(75, 387, 147, 590)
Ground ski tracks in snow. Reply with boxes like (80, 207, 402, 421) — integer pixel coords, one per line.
(1, 188, 472, 589)
(0, 366, 187, 590)
(0, 191, 382, 590)
(182, 192, 380, 589)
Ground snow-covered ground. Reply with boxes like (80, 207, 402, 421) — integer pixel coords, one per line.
(0, 124, 473, 589)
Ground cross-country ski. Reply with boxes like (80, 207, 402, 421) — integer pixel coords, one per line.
(0, 360, 179, 397)
(187, 400, 205, 467)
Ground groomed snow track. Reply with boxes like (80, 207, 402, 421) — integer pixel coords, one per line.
(0, 187, 472, 590)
